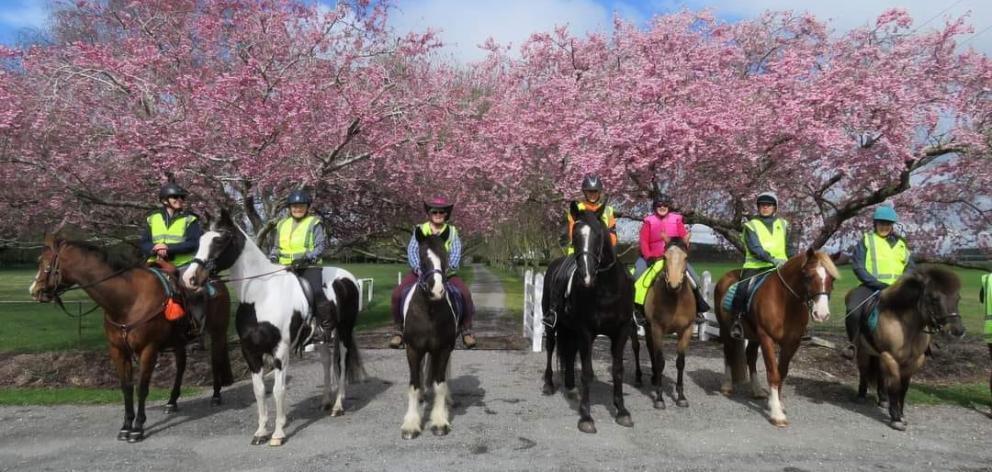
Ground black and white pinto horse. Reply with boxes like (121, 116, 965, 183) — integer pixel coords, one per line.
(400, 228, 458, 439)
(542, 202, 635, 433)
(182, 210, 363, 447)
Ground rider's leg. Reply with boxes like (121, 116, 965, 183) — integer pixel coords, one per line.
(303, 268, 335, 343)
(685, 262, 711, 316)
(843, 285, 873, 359)
(447, 275, 476, 349)
(389, 271, 418, 348)
(730, 269, 757, 340)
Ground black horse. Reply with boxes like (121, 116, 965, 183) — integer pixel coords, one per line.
(542, 202, 635, 433)
(400, 228, 458, 439)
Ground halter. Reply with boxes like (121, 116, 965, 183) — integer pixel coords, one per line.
(417, 267, 445, 293)
(573, 225, 615, 275)
(917, 289, 960, 335)
(775, 257, 832, 316)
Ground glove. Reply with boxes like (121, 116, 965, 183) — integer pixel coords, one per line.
(290, 259, 309, 271)
(773, 258, 787, 267)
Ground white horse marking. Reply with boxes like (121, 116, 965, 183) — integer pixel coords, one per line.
(579, 225, 593, 287)
(811, 266, 831, 322)
(426, 249, 444, 300)
(401, 385, 423, 437)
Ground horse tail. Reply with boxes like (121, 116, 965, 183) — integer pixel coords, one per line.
(334, 277, 365, 383)
(714, 270, 747, 384)
(209, 283, 234, 386)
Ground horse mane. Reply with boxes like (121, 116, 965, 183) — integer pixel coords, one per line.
(59, 239, 141, 272)
(813, 251, 840, 279)
(881, 265, 959, 311)
(667, 237, 688, 252)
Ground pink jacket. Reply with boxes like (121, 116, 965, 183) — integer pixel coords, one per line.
(640, 212, 688, 260)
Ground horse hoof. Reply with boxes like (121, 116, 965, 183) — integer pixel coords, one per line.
(577, 420, 597, 434)
(402, 430, 420, 440)
(753, 391, 769, 400)
(268, 437, 285, 447)
(890, 420, 906, 431)
(164, 403, 178, 414)
(541, 384, 556, 396)
(432, 424, 451, 436)
(676, 399, 689, 408)
(210, 396, 222, 406)
(127, 431, 144, 443)
(250, 435, 268, 446)
(615, 415, 633, 428)
(720, 386, 734, 397)
(654, 400, 666, 410)
(769, 417, 789, 428)
(117, 429, 130, 441)
(330, 408, 345, 417)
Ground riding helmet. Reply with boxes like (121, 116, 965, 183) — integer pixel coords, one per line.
(653, 193, 673, 208)
(159, 182, 188, 200)
(755, 192, 778, 207)
(872, 206, 898, 223)
(581, 175, 603, 192)
(287, 189, 312, 205)
(424, 196, 454, 216)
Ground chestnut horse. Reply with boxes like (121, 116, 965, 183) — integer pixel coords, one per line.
(29, 234, 232, 443)
(640, 238, 697, 410)
(713, 249, 838, 426)
(847, 266, 964, 430)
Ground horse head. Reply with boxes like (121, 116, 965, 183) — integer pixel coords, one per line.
(663, 237, 688, 291)
(799, 248, 839, 323)
(183, 208, 245, 290)
(569, 201, 610, 289)
(415, 226, 449, 301)
(29, 233, 69, 303)
(908, 267, 965, 338)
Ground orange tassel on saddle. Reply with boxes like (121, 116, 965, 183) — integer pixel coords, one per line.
(164, 297, 185, 320)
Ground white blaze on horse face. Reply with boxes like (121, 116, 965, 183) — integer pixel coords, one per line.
(666, 248, 686, 289)
(811, 266, 830, 322)
(183, 231, 220, 289)
(579, 225, 593, 287)
(28, 267, 41, 296)
(426, 248, 444, 300)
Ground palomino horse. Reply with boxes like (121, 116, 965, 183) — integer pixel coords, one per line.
(399, 228, 458, 439)
(541, 202, 635, 433)
(713, 249, 838, 426)
(847, 266, 964, 430)
(640, 238, 697, 410)
(182, 209, 363, 446)
(29, 234, 233, 443)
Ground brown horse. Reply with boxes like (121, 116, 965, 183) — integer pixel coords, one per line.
(847, 266, 964, 430)
(29, 234, 233, 443)
(640, 239, 697, 410)
(713, 249, 838, 426)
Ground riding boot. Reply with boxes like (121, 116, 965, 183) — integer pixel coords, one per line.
(461, 328, 477, 349)
(692, 285, 710, 322)
(388, 323, 404, 349)
(314, 296, 335, 344)
(730, 312, 745, 340)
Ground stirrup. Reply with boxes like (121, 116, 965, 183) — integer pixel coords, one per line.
(729, 319, 745, 340)
(542, 309, 558, 328)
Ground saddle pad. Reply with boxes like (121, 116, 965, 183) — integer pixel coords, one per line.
(721, 273, 770, 314)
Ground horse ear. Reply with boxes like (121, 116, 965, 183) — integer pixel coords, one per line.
(805, 247, 816, 259)
(439, 226, 450, 241)
(569, 201, 580, 220)
(201, 209, 213, 227)
(219, 208, 233, 227)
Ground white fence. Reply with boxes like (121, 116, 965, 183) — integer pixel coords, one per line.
(522, 269, 545, 352)
(356, 278, 374, 311)
(522, 269, 722, 352)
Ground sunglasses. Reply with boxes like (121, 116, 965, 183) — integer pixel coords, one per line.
(168, 196, 186, 201)
(429, 210, 448, 215)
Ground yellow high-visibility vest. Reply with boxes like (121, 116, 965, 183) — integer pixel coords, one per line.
(863, 232, 908, 285)
(146, 212, 197, 266)
(742, 218, 787, 269)
(276, 215, 322, 265)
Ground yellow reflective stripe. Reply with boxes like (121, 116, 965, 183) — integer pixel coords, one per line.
(863, 233, 907, 283)
(742, 218, 786, 269)
(277, 216, 318, 265)
(420, 222, 456, 252)
(146, 213, 196, 264)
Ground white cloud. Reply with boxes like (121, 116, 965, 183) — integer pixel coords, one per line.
(0, 1, 50, 30)
(389, 0, 622, 62)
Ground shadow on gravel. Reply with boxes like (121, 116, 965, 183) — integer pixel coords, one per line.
(688, 368, 769, 418)
(284, 375, 393, 442)
(143, 381, 255, 438)
(449, 374, 486, 418)
(790, 377, 891, 426)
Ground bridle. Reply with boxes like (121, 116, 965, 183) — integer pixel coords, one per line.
(573, 222, 615, 275)
(776, 257, 832, 316)
(918, 288, 960, 335)
(35, 243, 125, 318)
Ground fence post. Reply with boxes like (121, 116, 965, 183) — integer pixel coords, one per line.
(699, 271, 717, 341)
(523, 270, 533, 337)
(532, 272, 544, 352)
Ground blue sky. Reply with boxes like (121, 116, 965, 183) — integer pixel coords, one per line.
(1, 0, 989, 58)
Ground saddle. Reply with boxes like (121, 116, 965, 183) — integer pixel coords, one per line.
(721, 272, 770, 316)
(148, 261, 217, 335)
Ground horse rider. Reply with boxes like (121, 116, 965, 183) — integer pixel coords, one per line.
(729, 192, 794, 340)
(633, 193, 710, 324)
(843, 205, 914, 357)
(268, 189, 334, 344)
(544, 175, 619, 326)
(138, 182, 204, 334)
(389, 197, 476, 350)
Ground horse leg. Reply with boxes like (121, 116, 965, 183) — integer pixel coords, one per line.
(746, 341, 766, 399)
(330, 337, 348, 417)
(878, 352, 905, 430)
(249, 368, 269, 445)
(129, 347, 159, 443)
(542, 328, 557, 395)
(647, 324, 666, 409)
(871, 356, 888, 408)
(110, 346, 134, 441)
(577, 334, 596, 434)
(897, 375, 912, 428)
(429, 348, 453, 436)
(561, 334, 578, 398)
(319, 341, 336, 413)
(269, 343, 290, 446)
(611, 334, 633, 427)
(854, 351, 870, 403)
(675, 328, 691, 408)
(165, 340, 187, 413)
(631, 322, 642, 388)
(208, 301, 233, 406)
(720, 337, 746, 396)
(776, 339, 800, 415)
(401, 347, 425, 439)
(757, 333, 787, 427)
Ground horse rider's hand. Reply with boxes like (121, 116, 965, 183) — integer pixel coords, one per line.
(290, 259, 309, 272)
(155, 248, 168, 258)
(773, 258, 787, 267)
(152, 243, 168, 251)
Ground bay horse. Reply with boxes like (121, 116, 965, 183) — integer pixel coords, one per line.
(713, 249, 838, 426)
(29, 233, 233, 443)
(847, 266, 964, 430)
(182, 209, 363, 446)
(640, 238, 697, 410)
(399, 228, 458, 439)
(541, 202, 635, 433)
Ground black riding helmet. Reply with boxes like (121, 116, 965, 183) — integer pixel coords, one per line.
(653, 193, 673, 208)
(287, 189, 312, 205)
(159, 182, 188, 200)
(581, 175, 603, 192)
